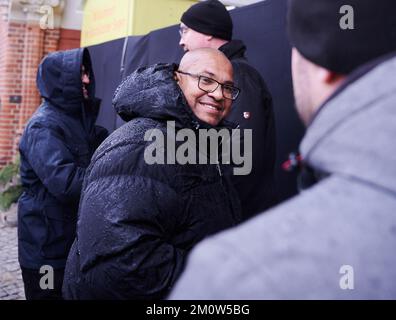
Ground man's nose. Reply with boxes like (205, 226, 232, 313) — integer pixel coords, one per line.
(208, 85, 223, 101)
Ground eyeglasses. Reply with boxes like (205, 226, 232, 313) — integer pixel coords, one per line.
(176, 70, 240, 101)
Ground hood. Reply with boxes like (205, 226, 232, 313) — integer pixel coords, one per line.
(36, 48, 96, 114)
(301, 53, 396, 195)
(113, 63, 236, 130)
(219, 40, 247, 60)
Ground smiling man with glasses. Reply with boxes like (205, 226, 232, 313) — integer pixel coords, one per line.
(175, 66, 239, 126)
(174, 50, 238, 127)
(62, 48, 243, 300)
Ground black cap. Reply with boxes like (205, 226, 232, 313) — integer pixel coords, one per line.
(181, 0, 233, 41)
(288, 0, 396, 74)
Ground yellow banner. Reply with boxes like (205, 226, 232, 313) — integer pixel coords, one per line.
(132, 0, 196, 36)
(81, 0, 197, 47)
(81, 0, 132, 47)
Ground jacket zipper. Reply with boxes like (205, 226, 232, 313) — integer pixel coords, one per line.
(216, 163, 222, 177)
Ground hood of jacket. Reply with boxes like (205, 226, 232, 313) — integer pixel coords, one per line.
(301, 53, 396, 195)
(113, 63, 236, 130)
(36, 48, 96, 115)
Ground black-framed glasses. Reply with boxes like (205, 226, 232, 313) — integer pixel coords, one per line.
(176, 70, 240, 101)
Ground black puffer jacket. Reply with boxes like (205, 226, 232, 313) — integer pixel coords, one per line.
(18, 48, 108, 270)
(220, 40, 278, 219)
(63, 63, 242, 300)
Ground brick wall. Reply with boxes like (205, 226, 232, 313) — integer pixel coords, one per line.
(59, 29, 81, 51)
(0, 0, 15, 166)
(17, 25, 45, 137)
(0, 0, 81, 167)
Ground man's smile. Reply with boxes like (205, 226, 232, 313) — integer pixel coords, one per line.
(198, 100, 223, 113)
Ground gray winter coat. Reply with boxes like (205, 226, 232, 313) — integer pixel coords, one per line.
(169, 53, 396, 299)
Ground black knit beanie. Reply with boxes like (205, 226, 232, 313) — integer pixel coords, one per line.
(288, 0, 396, 74)
(181, 0, 233, 41)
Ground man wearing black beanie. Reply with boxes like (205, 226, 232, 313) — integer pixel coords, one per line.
(179, 0, 278, 221)
(170, 0, 396, 299)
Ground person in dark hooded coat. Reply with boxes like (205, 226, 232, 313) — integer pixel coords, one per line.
(179, 0, 278, 220)
(62, 48, 242, 300)
(18, 48, 108, 300)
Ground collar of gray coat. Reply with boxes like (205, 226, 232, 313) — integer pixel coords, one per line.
(299, 54, 396, 195)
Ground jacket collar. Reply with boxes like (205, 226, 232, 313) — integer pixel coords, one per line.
(302, 52, 396, 157)
(299, 52, 396, 194)
(219, 40, 247, 60)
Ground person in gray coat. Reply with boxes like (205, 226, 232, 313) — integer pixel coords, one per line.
(169, 0, 396, 299)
